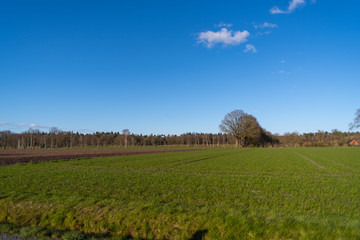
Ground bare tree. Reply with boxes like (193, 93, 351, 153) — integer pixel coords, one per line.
(131, 136, 135, 147)
(70, 131, 73, 148)
(350, 108, 360, 130)
(43, 135, 47, 148)
(49, 127, 60, 149)
(122, 129, 130, 148)
(219, 110, 261, 147)
(29, 128, 33, 148)
(94, 132, 101, 147)
(79, 134, 83, 148)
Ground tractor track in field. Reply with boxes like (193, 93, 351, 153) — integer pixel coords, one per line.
(296, 153, 325, 169)
(173, 156, 221, 167)
(169, 153, 234, 168)
(318, 156, 352, 169)
(0, 148, 206, 166)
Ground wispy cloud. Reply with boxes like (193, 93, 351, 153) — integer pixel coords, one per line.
(254, 22, 278, 29)
(78, 129, 94, 134)
(256, 30, 273, 36)
(253, 22, 278, 36)
(270, 6, 287, 14)
(270, 0, 306, 14)
(0, 122, 96, 133)
(214, 22, 233, 28)
(274, 70, 291, 74)
(17, 123, 53, 129)
(197, 28, 250, 48)
(0, 122, 60, 132)
(244, 44, 257, 53)
(288, 0, 306, 12)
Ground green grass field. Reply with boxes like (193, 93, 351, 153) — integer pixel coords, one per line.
(1, 147, 360, 239)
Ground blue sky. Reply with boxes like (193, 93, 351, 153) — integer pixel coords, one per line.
(1, 0, 359, 135)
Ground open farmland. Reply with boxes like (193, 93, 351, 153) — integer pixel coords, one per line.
(0, 147, 202, 166)
(1, 148, 360, 239)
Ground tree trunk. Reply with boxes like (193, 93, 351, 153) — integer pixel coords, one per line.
(70, 132, 73, 149)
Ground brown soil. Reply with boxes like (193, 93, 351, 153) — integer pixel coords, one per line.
(0, 148, 203, 166)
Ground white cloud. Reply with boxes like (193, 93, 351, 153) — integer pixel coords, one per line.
(18, 123, 53, 129)
(0, 122, 9, 125)
(270, 0, 306, 14)
(281, 60, 286, 63)
(256, 30, 273, 36)
(244, 44, 257, 53)
(254, 22, 278, 29)
(78, 129, 94, 133)
(262, 22, 278, 28)
(277, 70, 291, 74)
(270, 6, 287, 14)
(214, 22, 233, 28)
(288, 0, 306, 12)
(272, 69, 290, 74)
(198, 28, 250, 48)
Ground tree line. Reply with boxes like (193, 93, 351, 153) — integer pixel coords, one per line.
(276, 130, 360, 147)
(218, 109, 360, 148)
(0, 128, 359, 149)
(0, 128, 274, 149)
(1, 108, 359, 149)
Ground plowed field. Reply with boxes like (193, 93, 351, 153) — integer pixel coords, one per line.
(0, 148, 202, 165)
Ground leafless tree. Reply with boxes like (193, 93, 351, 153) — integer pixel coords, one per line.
(70, 131, 73, 148)
(122, 129, 130, 148)
(350, 108, 360, 130)
(49, 127, 60, 149)
(131, 136, 135, 147)
(219, 110, 261, 147)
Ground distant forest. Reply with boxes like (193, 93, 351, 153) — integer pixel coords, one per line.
(0, 128, 359, 149)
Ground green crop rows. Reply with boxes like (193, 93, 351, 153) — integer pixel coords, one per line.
(1, 147, 360, 239)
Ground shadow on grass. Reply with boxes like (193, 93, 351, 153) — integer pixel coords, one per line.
(188, 229, 208, 240)
(1, 222, 208, 240)
(0, 222, 150, 240)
